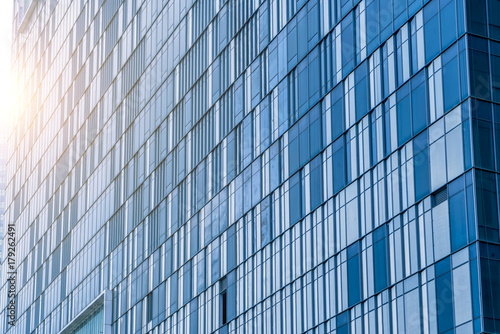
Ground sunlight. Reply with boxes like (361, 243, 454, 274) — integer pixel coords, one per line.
(0, 0, 13, 137)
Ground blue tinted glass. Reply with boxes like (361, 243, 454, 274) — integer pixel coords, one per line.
(374, 226, 389, 292)
(366, 0, 379, 46)
(384, 105, 392, 155)
(425, 16, 440, 63)
(466, 0, 487, 36)
(289, 125, 300, 175)
(342, 14, 355, 74)
(448, 175, 464, 196)
(394, 0, 407, 18)
(288, 24, 298, 69)
(469, 49, 491, 100)
(171, 272, 178, 311)
(309, 54, 321, 106)
(347, 245, 361, 306)
(260, 102, 271, 149)
(270, 143, 281, 190)
(289, 173, 302, 224)
(495, 125, 500, 173)
(298, 65, 309, 115)
(298, 12, 308, 60)
(443, 57, 461, 112)
(489, 0, 500, 40)
(379, 0, 393, 31)
(450, 192, 468, 251)
(435, 256, 451, 276)
(310, 113, 322, 156)
(212, 247, 220, 283)
(476, 170, 499, 242)
(472, 119, 495, 170)
(278, 81, 289, 135)
(463, 119, 472, 169)
(415, 149, 430, 200)
(300, 129, 310, 166)
(228, 228, 236, 270)
(308, 4, 320, 47)
(333, 137, 346, 194)
(337, 310, 350, 334)
(356, 76, 369, 121)
(331, 85, 344, 140)
(184, 265, 192, 303)
(436, 271, 454, 333)
(467, 185, 477, 242)
(409, 0, 422, 16)
(470, 257, 481, 320)
(491, 54, 500, 103)
(310, 157, 323, 210)
(412, 82, 428, 133)
(440, 2, 457, 48)
(397, 95, 412, 146)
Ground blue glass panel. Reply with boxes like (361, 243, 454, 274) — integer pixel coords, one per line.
(309, 52, 321, 107)
(298, 11, 308, 60)
(347, 248, 361, 306)
(342, 14, 355, 75)
(412, 80, 428, 133)
(472, 118, 495, 170)
(442, 57, 460, 112)
(425, 14, 441, 63)
(366, 0, 380, 53)
(397, 95, 412, 146)
(435, 263, 454, 333)
(310, 105, 322, 156)
(289, 173, 302, 225)
(476, 170, 499, 242)
(466, 0, 487, 36)
(489, 0, 500, 40)
(310, 156, 323, 210)
(355, 62, 369, 121)
(333, 137, 346, 194)
(288, 23, 298, 70)
(373, 225, 389, 293)
(289, 125, 300, 175)
(415, 148, 430, 200)
(337, 310, 350, 334)
(331, 84, 344, 140)
(491, 53, 500, 103)
(440, 1, 457, 49)
(469, 41, 491, 100)
(449, 191, 468, 251)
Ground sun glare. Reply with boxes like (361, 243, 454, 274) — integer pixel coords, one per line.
(0, 0, 13, 138)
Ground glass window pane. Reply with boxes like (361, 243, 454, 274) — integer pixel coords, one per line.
(449, 191, 468, 251)
(397, 95, 412, 146)
(446, 125, 464, 180)
(415, 148, 430, 201)
(347, 243, 361, 307)
(436, 266, 454, 332)
(430, 137, 447, 191)
(289, 173, 302, 225)
(440, 2, 457, 49)
(373, 225, 389, 292)
(412, 80, 428, 133)
(443, 57, 460, 112)
(424, 12, 440, 62)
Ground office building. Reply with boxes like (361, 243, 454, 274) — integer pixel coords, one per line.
(0, 128, 6, 284)
(2, 0, 500, 333)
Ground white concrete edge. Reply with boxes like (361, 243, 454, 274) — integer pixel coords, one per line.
(58, 289, 112, 334)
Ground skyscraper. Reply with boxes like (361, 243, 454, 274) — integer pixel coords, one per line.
(2, 0, 500, 333)
(0, 126, 6, 285)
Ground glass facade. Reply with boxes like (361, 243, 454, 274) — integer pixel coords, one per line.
(0, 128, 6, 284)
(1, 0, 500, 333)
